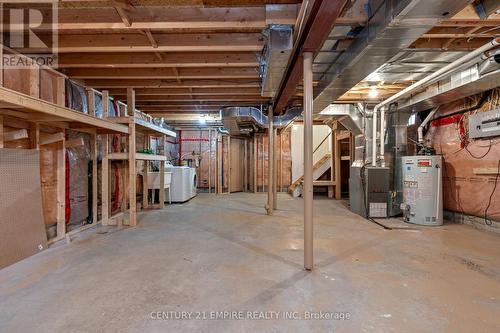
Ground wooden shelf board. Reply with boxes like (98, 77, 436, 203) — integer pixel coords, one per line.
(106, 152, 167, 161)
(312, 180, 336, 186)
(108, 116, 176, 137)
(0, 87, 129, 134)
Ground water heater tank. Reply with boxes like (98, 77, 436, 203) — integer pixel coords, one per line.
(401, 155, 443, 226)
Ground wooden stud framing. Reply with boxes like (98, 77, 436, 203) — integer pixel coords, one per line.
(279, 132, 283, 192)
(91, 131, 98, 224)
(227, 135, 231, 193)
(243, 138, 248, 192)
(253, 135, 257, 193)
(29, 66, 40, 98)
(159, 160, 165, 207)
(127, 88, 137, 226)
(56, 76, 65, 107)
(334, 129, 341, 200)
(208, 129, 212, 193)
(143, 134, 150, 209)
(0, 116, 4, 148)
(102, 156, 110, 225)
(56, 134, 66, 237)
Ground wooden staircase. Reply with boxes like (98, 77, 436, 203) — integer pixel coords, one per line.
(288, 153, 331, 194)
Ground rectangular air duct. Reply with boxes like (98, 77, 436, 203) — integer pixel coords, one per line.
(260, 25, 293, 98)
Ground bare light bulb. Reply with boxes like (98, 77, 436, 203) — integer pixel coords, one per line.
(368, 86, 378, 99)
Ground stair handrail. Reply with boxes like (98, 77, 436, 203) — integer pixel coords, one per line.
(313, 131, 331, 155)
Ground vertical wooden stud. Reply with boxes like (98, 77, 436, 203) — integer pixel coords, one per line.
(91, 131, 98, 224)
(243, 139, 248, 192)
(55, 76, 65, 107)
(29, 66, 40, 98)
(127, 88, 137, 226)
(334, 130, 341, 200)
(253, 136, 257, 192)
(143, 134, 150, 209)
(0, 116, 4, 148)
(159, 160, 165, 208)
(227, 135, 231, 193)
(87, 89, 96, 117)
(30, 123, 40, 149)
(279, 132, 283, 192)
(56, 135, 66, 237)
(102, 157, 109, 225)
(208, 129, 212, 193)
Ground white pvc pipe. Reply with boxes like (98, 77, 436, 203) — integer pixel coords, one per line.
(417, 107, 439, 144)
(371, 37, 499, 166)
(379, 106, 386, 167)
(371, 106, 377, 166)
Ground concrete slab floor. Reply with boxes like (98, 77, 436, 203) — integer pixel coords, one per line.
(1, 193, 500, 333)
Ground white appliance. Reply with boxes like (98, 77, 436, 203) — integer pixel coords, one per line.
(147, 171, 172, 204)
(401, 155, 443, 226)
(166, 166, 197, 202)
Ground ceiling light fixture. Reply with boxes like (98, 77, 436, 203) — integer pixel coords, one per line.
(368, 86, 379, 99)
(199, 114, 207, 124)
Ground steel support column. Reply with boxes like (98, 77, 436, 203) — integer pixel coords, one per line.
(266, 106, 274, 215)
(303, 52, 313, 270)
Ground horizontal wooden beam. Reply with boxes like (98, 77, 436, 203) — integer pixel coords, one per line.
(130, 95, 266, 102)
(83, 79, 260, 88)
(64, 67, 259, 79)
(421, 33, 495, 39)
(135, 100, 262, 106)
(143, 109, 221, 113)
(108, 87, 262, 96)
(58, 1, 298, 7)
(32, 33, 264, 53)
(410, 37, 491, 50)
(40, 132, 65, 145)
(57, 52, 259, 68)
(438, 19, 500, 27)
(3, 129, 29, 142)
(52, 5, 297, 31)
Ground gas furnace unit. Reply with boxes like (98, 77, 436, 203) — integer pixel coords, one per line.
(401, 155, 443, 226)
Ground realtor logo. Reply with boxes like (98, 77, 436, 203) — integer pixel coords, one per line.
(1, 0, 58, 68)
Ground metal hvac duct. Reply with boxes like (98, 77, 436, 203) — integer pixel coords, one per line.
(319, 104, 363, 135)
(313, 0, 470, 114)
(396, 63, 500, 114)
(220, 106, 303, 135)
(260, 25, 294, 98)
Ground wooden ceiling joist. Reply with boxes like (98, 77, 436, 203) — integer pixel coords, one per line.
(439, 19, 500, 27)
(108, 87, 262, 95)
(56, 52, 259, 68)
(410, 37, 494, 50)
(135, 100, 260, 107)
(64, 67, 259, 79)
(58, 1, 298, 7)
(51, 5, 297, 31)
(130, 95, 267, 102)
(83, 79, 260, 88)
(40, 33, 264, 53)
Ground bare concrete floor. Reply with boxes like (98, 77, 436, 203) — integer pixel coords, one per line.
(1, 193, 500, 332)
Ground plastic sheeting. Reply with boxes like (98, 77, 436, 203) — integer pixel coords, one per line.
(65, 79, 88, 113)
(93, 93, 118, 118)
(66, 130, 92, 226)
(427, 118, 500, 222)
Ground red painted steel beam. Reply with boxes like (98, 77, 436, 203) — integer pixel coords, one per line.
(273, 0, 348, 114)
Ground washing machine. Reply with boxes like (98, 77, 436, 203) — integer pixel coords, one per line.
(166, 166, 197, 202)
